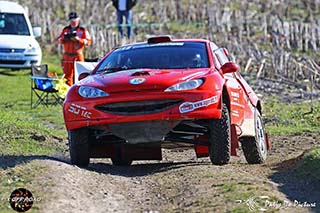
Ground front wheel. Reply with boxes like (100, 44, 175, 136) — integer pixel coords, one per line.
(69, 128, 90, 167)
(208, 103, 231, 165)
(241, 108, 267, 164)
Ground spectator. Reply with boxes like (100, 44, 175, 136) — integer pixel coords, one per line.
(57, 12, 92, 86)
(112, 0, 137, 39)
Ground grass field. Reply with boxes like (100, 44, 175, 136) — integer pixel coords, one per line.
(263, 98, 320, 135)
(0, 57, 66, 156)
(0, 53, 66, 213)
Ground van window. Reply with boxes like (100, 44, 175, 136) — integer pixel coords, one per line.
(0, 13, 30, 35)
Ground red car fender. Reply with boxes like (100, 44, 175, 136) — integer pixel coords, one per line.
(222, 85, 240, 157)
(203, 69, 225, 112)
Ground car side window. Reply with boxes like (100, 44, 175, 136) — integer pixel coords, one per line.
(210, 42, 221, 69)
(214, 48, 229, 66)
(211, 52, 221, 69)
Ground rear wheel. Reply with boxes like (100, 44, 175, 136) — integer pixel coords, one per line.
(208, 103, 231, 165)
(111, 145, 132, 166)
(241, 108, 267, 164)
(69, 128, 90, 167)
(111, 157, 133, 166)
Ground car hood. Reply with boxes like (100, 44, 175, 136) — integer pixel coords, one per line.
(0, 35, 40, 49)
(78, 68, 212, 92)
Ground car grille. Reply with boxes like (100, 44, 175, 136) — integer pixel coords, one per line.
(0, 48, 25, 53)
(96, 99, 182, 115)
(0, 60, 26, 65)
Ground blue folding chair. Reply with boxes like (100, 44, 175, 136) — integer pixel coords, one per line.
(30, 64, 63, 108)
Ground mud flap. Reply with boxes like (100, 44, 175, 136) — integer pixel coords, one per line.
(194, 136, 209, 158)
(265, 132, 270, 150)
(231, 124, 239, 156)
(240, 118, 256, 137)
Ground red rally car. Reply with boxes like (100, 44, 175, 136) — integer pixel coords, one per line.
(63, 36, 270, 167)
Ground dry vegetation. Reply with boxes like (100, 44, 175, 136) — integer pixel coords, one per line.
(18, 0, 320, 92)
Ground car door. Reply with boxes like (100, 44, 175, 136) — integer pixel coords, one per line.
(212, 46, 246, 125)
(233, 70, 259, 107)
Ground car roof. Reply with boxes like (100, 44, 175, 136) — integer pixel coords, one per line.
(0, 1, 26, 14)
(118, 38, 214, 50)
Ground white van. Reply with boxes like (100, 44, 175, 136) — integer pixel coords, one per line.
(0, 1, 42, 69)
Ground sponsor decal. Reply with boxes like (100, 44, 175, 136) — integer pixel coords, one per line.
(231, 91, 240, 98)
(179, 96, 218, 113)
(129, 77, 146, 85)
(68, 103, 92, 118)
(232, 110, 240, 117)
(230, 101, 245, 108)
(231, 92, 240, 102)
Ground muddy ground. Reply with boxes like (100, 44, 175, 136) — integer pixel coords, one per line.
(14, 132, 315, 213)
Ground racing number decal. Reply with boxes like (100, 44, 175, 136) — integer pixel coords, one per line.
(68, 103, 92, 119)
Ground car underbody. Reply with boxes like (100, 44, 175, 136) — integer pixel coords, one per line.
(81, 119, 213, 159)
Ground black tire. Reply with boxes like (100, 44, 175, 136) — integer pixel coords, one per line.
(68, 128, 90, 167)
(208, 103, 231, 165)
(111, 145, 132, 166)
(240, 108, 267, 164)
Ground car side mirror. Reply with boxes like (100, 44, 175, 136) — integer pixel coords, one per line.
(78, 72, 90, 81)
(32, 27, 41, 38)
(221, 62, 238, 74)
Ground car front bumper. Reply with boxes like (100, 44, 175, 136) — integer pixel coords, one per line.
(63, 90, 222, 131)
(0, 53, 41, 69)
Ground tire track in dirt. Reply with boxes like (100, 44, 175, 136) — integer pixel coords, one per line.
(43, 160, 131, 213)
(40, 133, 320, 212)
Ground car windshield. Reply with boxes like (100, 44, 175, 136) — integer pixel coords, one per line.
(0, 13, 30, 35)
(96, 42, 209, 73)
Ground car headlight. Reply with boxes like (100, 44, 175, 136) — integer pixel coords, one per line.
(165, 79, 203, 92)
(78, 86, 109, 98)
(25, 46, 41, 53)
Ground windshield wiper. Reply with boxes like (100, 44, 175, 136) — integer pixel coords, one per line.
(97, 67, 142, 74)
(96, 67, 122, 73)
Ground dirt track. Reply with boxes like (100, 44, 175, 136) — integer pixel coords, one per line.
(34, 133, 320, 213)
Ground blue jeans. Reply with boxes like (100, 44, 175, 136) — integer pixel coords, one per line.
(116, 10, 132, 39)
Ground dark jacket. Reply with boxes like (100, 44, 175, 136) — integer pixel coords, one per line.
(112, 0, 137, 11)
